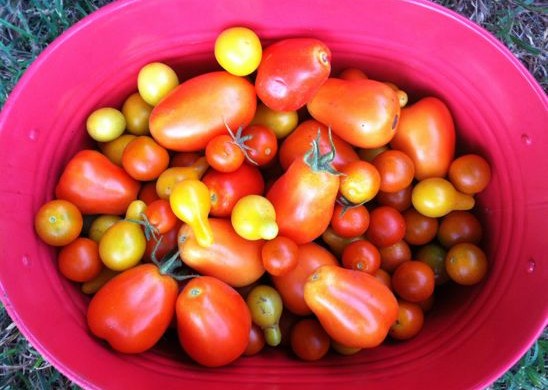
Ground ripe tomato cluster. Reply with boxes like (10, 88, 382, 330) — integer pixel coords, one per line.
(34, 27, 492, 366)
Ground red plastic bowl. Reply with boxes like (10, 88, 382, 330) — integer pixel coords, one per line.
(0, 0, 546, 389)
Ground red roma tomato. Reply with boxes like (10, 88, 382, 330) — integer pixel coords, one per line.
(205, 134, 245, 173)
(278, 119, 359, 171)
(379, 239, 412, 273)
(445, 242, 488, 285)
(330, 204, 370, 239)
(392, 261, 435, 303)
(366, 206, 406, 248)
(144, 199, 177, 235)
(34, 199, 83, 247)
(267, 137, 340, 244)
(55, 150, 140, 215)
(87, 263, 178, 354)
(307, 78, 400, 149)
(149, 71, 256, 151)
(176, 276, 251, 367)
(261, 235, 299, 277)
(448, 153, 492, 194)
(389, 300, 425, 340)
(255, 38, 331, 111)
(372, 149, 415, 193)
(375, 185, 413, 211)
(271, 242, 338, 316)
(121, 136, 170, 181)
(241, 125, 278, 166)
(290, 318, 330, 361)
(403, 208, 439, 246)
(390, 97, 455, 180)
(58, 237, 102, 282)
(341, 239, 381, 274)
(202, 163, 265, 217)
(178, 218, 265, 287)
(304, 265, 398, 348)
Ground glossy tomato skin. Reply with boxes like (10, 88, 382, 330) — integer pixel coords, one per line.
(267, 156, 340, 245)
(121, 136, 170, 181)
(255, 38, 331, 111)
(390, 97, 455, 180)
(307, 78, 400, 149)
(366, 206, 406, 248)
(392, 261, 436, 303)
(389, 300, 425, 340)
(176, 276, 251, 367)
(278, 119, 359, 171)
(290, 318, 330, 361)
(271, 242, 338, 316)
(55, 150, 140, 215)
(149, 71, 256, 151)
(87, 263, 178, 354)
(202, 163, 265, 218)
(304, 265, 398, 348)
(241, 125, 278, 167)
(178, 218, 265, 287)
(58, 237, 102, 282)
(34, 199, 83, 247)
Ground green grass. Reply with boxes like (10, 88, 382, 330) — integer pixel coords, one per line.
(1, 0, 546, 389)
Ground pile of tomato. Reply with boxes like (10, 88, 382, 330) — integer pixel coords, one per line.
(34, 27, 492, 367)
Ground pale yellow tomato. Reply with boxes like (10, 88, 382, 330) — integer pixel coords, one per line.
(122, 92, 153, 135)
(137, 62, 179, 106)
(86, 107, 126, 142)
(231, 195, 278, 241)
(214, 27, 262, 76)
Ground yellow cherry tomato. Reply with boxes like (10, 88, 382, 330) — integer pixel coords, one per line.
(246, 285, 283, 347)
(155, 156, 209, 199)
(339, 160, 381, 204)
(99, 220, 146, 271)
(125, 200, 147, 221)
(412, 177, 475, 218)
(169, 179, 213, 247)
(81, 267, 120, 295)
(231, 195, 278, 241)
(250, 102, 299, 139)
(34, 199, 83, 246)
(137, 62, 179, 106)
(88, 215, 121, 242)
(98, 133, 136, 166)
(122, 92, 153, 135)
(214, 26, 262, 76)
(86, 107, 126, 142)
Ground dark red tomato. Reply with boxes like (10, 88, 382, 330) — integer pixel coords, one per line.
(403, 208, 439, 246)
(448, 154, 491, 194)
(255, 38, 331, 111)
(437, 210, 483, 248)
(307, 78, 400, 149)
(379, 239, 412, 273)
(121, 136, 170, 181)
(138, 181, 161, 205)
(372, 149, 415, 193)
(205, 134, 245, 173)
(176, 276, 251, 367)
(278, 119, 359, 171)
(150, 71, 256, 151)
(390, 97, 455, 180)
(389, 300, 425, 340)
(366, 206, 406, 248)
(143, 222, 181, 263)
(87, 263, 178, 354)
(244, 323, 266, 356)
(144, 199, 178, 235)
(330, 204, 370, 239)
(392, 261, 435, 303)
(375, 185, 413, 211)
(261, 235, 299, 277)
(290, 318, 330, 361)
(341, 239, 381, 274)
(241, 125, 278, 166)
(373, 268, 392, 290)
(58, 237, 102, 282)
(169, 152, 202, 167)
(267, 139, 340, 244)
(55, 150, 140, 215)
(416, 243, 450, 285)
(271, 242, 338, 316)
(202, 163, 265, 218)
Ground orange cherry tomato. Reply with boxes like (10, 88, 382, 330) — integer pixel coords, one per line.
(34, 199, 83, 247)
(448, 153, 491, 194)
(445, 243, 488, 285)
(58, 237, 103, 282)
(392, 261, 435, 303)
(290, 318, 330, 361)
(338, 160, 381, 204)
(205, 134, 245, 173)
(261, 236, 299, 277)
(389, 300, 425, 340)
(373, 149, 415, 193)
(122, 136, 170, 181)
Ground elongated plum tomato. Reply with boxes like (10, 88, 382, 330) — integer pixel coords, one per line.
(178, 218, 265, 287)
(390, 97, 455, 180)
(176, 276, 251, 367)
(149, 71, 256, 151)
(307, 78, 400, 149)
(255, 38, 331, 111)
(55, 150, 141, 215)
(304, 265, 398, 348)
(87, 263, 178, 354)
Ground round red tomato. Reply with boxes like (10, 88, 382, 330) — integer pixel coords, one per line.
(261, 235, 299, 277)
(403, 207, 439, 246)
(290, 318, 330, 361)
(330, 204, 370, 239)
(366, 206, 406, 248)
(437, 210, 483, 248)
(58, 237, 102, 282)
(122, 136, 170, 181)
(341, 239, 381, 274)
(379, 239, 412, 273)
(373, 149, 415, 193)
(448, 153, 491, 194)
(143, 198, 178, 235)
(445, 242, 488, 285)
(205, 134, 245, 173)
(176, 276, 251, 367)
(375, 185, 413, 211)
(392, 261, 435, 303)
(389, 300, 425, 340)
(241, 125, 278, 166)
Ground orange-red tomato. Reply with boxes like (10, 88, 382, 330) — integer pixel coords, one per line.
(34, 199, 83, 247)
(373, 268, 392, 290)
(330, 204, 370, 239)
(205, 134, 245, 173)
(392, 261, 435, 303)
(122, 136, 170, 181)
(341, 239, 381, 274)
(144, 199, 178, 235)
(445, 243, 488, 285)
(366, 206, 406, 248)
(390, 97, 455, 180)
(375, 185, 413, 211)
(244, 323, 266, 356)
(437, 210, 483, 248)
(261, 236, 299, 276)
(241, 125, 278, 167)
(448, 154, 491, 194)
(271, 242, 338, 316)
(372, 149, 415, 193)
(389, 300, 425, 340)
(58, 237, 103, 282)
(290, 318, 330, 361)
(403, 208, 439, 246)
(338, 160, 381, 204)
(338, 67, 368, 80)
(138, 181, 161, 205)
(379, 239, 412, 273)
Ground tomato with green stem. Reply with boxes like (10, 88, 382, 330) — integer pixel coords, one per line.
(241, 125, 278, 167)
(330, 203, 370, 239)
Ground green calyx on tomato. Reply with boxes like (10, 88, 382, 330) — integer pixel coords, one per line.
(303, 128, 340, 176)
